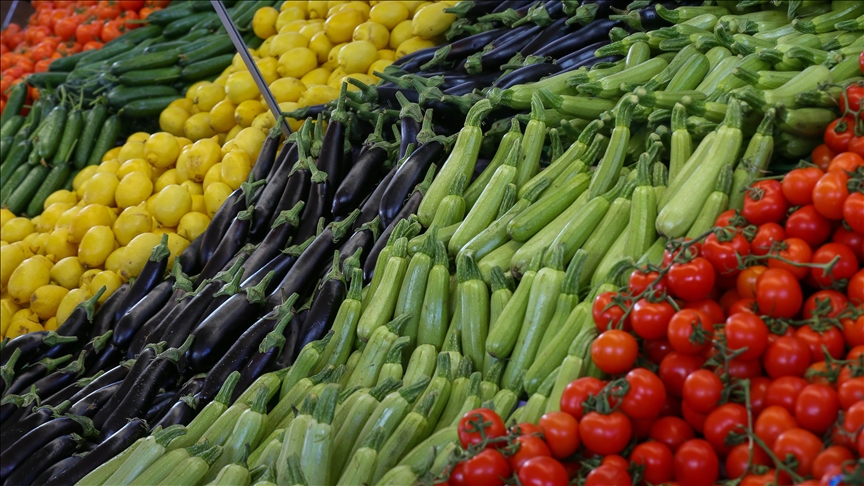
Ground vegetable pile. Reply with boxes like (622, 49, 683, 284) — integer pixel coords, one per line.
(0, 0, 862, 485)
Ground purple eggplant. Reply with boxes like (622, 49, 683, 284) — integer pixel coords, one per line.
(152, 375, 205, 428)
(0, 414, 96, 481)
(337, 217, 381, 271)
(91, 342, 163, 430)
(260, 160, 310, 237)
(496, 63, 562, 88)
(26, 350, 87, 401)
(294, 255, 345, 355)
(0, 401, 69, 454)
(521, 17, 572, 55)
(177, 234, 203, 275)
(113, 235, 171, 323)
(397, 94, 423, 159)
(4, 354, 73, 399)
(67, 381, 122, 418)
(3, 433, 79, 486)
(145, 390, 177, 423)
(196, 207, 254, 283)
(467, 24, 541, 74)
(64, 362, 130, 409)
(34, 289, 103, 361)
(86, 283, 128, 341)
(251, 130, 282, 182)
(243, 202, 306, 277)
(250, 142, 301, 240)
(271, 306, 309, 371)
(125, 288, 188, 359)
(52, 418, 148, 486)
(332, 134, 393, 218)
(533, 18, 619, 58)
(199, 178, 263, 269)
(355, 165, 397, 230)
(234, 313, 311, 400)
(556, 40, 613, 69)
(30, 455, 81, 485)
(112, 278, 174, 349)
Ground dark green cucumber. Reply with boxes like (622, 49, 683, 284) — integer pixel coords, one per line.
(25, 72, 69, 89)
(1, 115, 24, 139)
(48, 50, 91, 72)
(51, 109, 84, 164)
(176, 37, 216, 55)
(0, 137, 11, 157)
(76, 41, 135, 67)
(13, 99, 46, 144)
(0, 139, 31, 183)
(1, 83, 27, 126)
(163, 12, 218, 38)
(107, 85, 180, 109)
(191, 16, 222, 33)
(74, 103, 108, 169)
(191, 0, 214, 11)
(105, 24, 162, 46)
(143, 40, 191, 54)
(26, 163, 71, 217)
(180, 54, 234, 82)
(0, 163, 32, 207)
(179, 37, 235, 66)
(119, 66, 182, 87)
(35, 105, 67, 160)
(63, 169, 79, 191)
(4, 163, 49, 215)
(145, 3, 197, 26)
(86, 115, 121, 166)
(111, 49, 181, 75)
(235, 0, 272, 29)
(119, 96, 180, 118)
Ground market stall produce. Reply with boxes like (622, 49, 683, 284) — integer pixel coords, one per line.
(0, 0, 863, 485)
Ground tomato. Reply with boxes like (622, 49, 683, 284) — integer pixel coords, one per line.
(810, 242, 859, 288)
(662, 240, 702, 267)
(458, 409, 506, 450)
(592, 292, 630, 332)
(666, 309, 713, 355)
(702, 403, 748, 456)
(666, 258, 715, 302)
(828, 151, 864, 174)
(782, 166, 824, 206)
(451, 449, 510, 486)
(701, 233, 750, 277)
(579, 411, 632, 456)
(54, 16, 79, 41)
(754, 405, 798, 449)
(841, 316, 864, 349)
(119, 0, 146, 10)
(724, 358, 764, 380)
(628, 270, 667, 300)
(766, 237, 813, 280)
(630, 299, 675, 340)
(756, 268, 802, 319)
(659, 352, 704, 398)
(560, 377, 605, 420)
(508, 435, 552, 471)
(803, 289, 849, 320)
(832, 224, 864, 263)
(812, 445, 854, 481)
(648, 417, 694, 454)
(511, 423, 541, 437)
(714, 209, 742, 229)
(747, 377, 771, 417)
(585, 465, 632, 486)
(82, 40, 103, 51)
(840, 83, 864, 113)
(849, 136, 864, 158)
(517, 457, 569, 486)
(743, 180, 788, 226)
(599, 455, 630, 470)
(617, 368, 666, 420)
(31, 40, 55, 61)
(100, 20, 124, 42)
(794, 384, 840, 435)
(96, 0, 122, 19)
(785, 205, 833, 249)
(813, 171, 850, 220)
(537, 412, 579, 459)
(764, 376, 808, 415)
(629, 441, 673, 484)
(735, 266, 766, 299)
(772, 428, 823, 477)
(591, 330, 638, 375)
(849, 269, 864, 304)
(825, 117, 856, 153)
(723, 312, 769, 362)
(725, 443, 770, 479)
(683, 300, 724, 326)
(673, 439, 718, 486)
(795, 325, 845, 362)
(75, 22, 102, 45)
(763, 336, 811, 379)
(681, 370, 723, 416)
(841, 400, 864, 441)
(643, 338, 674, 364)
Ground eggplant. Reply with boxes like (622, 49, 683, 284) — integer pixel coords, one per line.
(249, 141, 300, 240)
(145, 390, 177, 423)
(91, 343, 162, 430)
(337, 217, 381, 271)
(0, 401, 69, 454)
(496, 63, 563, 88)
(86, 283, 129, 341)
(233, 312, 302, 401)
(125, 288, 189, 359)
(98, 337, 192, 441)
(261, 160, 310, 237)
(522, 17, 572, 55)
(48, 288, 105, 345)
(52, 419, 148, 486)
(37, 378, 79, 408)
(611, 3, 675, 31)
(398, 95, 423, 159)
(199, 189, 249, 268)
(112, 278, 174, 349)
(0, 415, 96, 481)
(196, 207, 254, 283)
(113, 236, 171, 322)
(532, 18, 619, 58)
(4, 354, 73, 399)
(1, 331, 53, 366)
(294, 256, 346, 355)
(177, 234, 203, 275)
(271, 306, 308, 371)
(152, 396, 195, 429)
(26, 350, 87, 401)
(64, 362, 130, 409)
(318, 95, 349, 189)
(470, 24, 541, 74)
(30, 456, 81, 485)
(243, 201, 305, 276)
(159, 281, 235, 350)
(364, 185, 426, 282)
(391, 44, 438, 71)
(556, 40, 613, 69)
(355, 165, 397, 230)
(3, 433, 79, 486)
(442, 27, 510, 63)
(294, 160, 334, 243)
(443, 80, 491, 96)
(251, 131, 282, 182)
(492, 0, 529, 13)
(333, 141, 392, 218)
(571, 0, 616, 24)
(67, 381, 123, 418)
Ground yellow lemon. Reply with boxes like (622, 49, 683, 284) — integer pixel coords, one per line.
(0, 218, 34, 243)
(90, 270, 122, 302)
(115, 172, 154, 209)
(402, 1, 427, 16)
(169, 98, 194, 112)
(120, 233, 162, 279)
(367, 58, 391, 76)
(325, 8, 364, 43)
(177, 212, 210, 242)
(308, 0, 328, 18)
(113, 206, 153, 246)
(299, 22, 324, 39)
(309, 31, 335, 64)
(277, 47, 318, 79)
(43, 317, 58, 331)
(49, 256, 84, 290)
(117, 141, 146, 163)
(338, 40, 378, 74)
(326, 42, 348, 69)
(221, 150, 252, 190)
(251, 111, 277, 133)
(5, 318, 42, 338)
(271, 77, 307, 103)
(159, 106, 190, 137)
(256, 57, 280, 85)
(278, 19, 309, 34)
(30, 285, 69, 320)
(72, 166, 98, 191)
(0, 243, 27, 290)
(353, 21, 389, 49)
(78, 225, 116, 269)
(226, 71, 261, 104)
(79, 268, 100, 288)
(282, 0, 308, 14)
(396, 36, 435, 58)
(232, 127, 267, 161)
(184, 138, 222, 183)
(96, 159, 120, 175)
(175, 149, 192, 183)
(276, 7, 306, 31)
(204, 182, 233, 217)
(377, 49, 396, 61)
(191, 195, 207, 215)
(56, 205, 82, 230)
(389, 19, 413, 49)
(270, 32, 309, 57)
(411, 1, 455, 39)
(40, 203, 73, 233)
(370, 1, 408, 29)
(209, 99, 238, 133)
(253, 6, 280, 39)
(116, 158, 153, 180)
(257, 35, 274, 57)
(101, 146, 122, 162)
(44, 190, 77, 209)
(153, 185, 193, 228)
(70, 204, 113, 244)
(82, 172, 119, 207)
(184, 112, 217, 141)
(144, 132, 180, 169)
(105, 247, 124, 274)
(165, 233, 190, 269)
(8, 255, 52, 304)
(0, 209, 14, 229)
(45, 228, 78, 260)
(155, 169, 179, 193)
(235, 99, 268, 128)
(300, 84, 341, 105)
(181, 180, 203, 196)
(203, 163, 223, 191)
(56, 288, 90, 325)
(301, 67, 331, 86)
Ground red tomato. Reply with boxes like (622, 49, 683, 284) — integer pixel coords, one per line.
(54, 16, 80, 41)
(782, 166, 824, 206)
(600, 455, 630, 470)
(666, 258, 716, 302)
(765, 376, 808, 415)
(75, 22, 102, 45)
(628, 270, 667, 300)
(763, 336, 811, 379)
(756, 268, 802, 319)
(719, 288, 742, 316)
(841, 316, 864, 349)
(750, 222, 788, 257)
(840, 83, 864, 112)
(643, 338, 674, 364)
(701, 232, 750, 277)
(630, 441, 673, 485)
(795, 325, 845, 361)
(714, 209, 741, 228)
(508, 435, 552, 471)
(785, 205, 833, 249)
(813, 171, 850, 220)
(119, 0, 146, 10)
(511, 423, 541, 436)
(828, 151, 864, 174)
(812, 445, 854, 481)
(748, 377, 771, 417)
(743, 180, 788, 226)
(810, 242, 859, 288)
(667, 309, 713, 355)
(649, 416, 694, 453)
(590, 330, 638, 375)
(803, 289, 849, 320)
(724, 358, 764, 380)
(618, 368, 666, 420)
(538, 412, 580, 459)
(662, 240, 702, 267)
(451, 449, 510, 486)
(585, 465, 632, 486)
(82, 40, 103, 51)
(682, 299, 724, 325)
(96, 0, 122, 19)
(579, 411, 632, 456)
(825, 117, 856, 153)
(592, 292, 631, 332)
(681, 369, 723, 415)
(682, 402, 708, 434)
(100, 20, 125, 42)
(795, 383, 840, 435)
(849, 269, 864, 304)
(560, 377, 605, 420)
(724, 313, 768, 362)
(458, 409, 506, 449)
(767, 237, 812, 280)
(673, 439, 719, 486)
(631, 299, 675, 340)
(517, 457, 569, 486)
(772, 428, 823, 477)
(849, 136, 864, 158)
(725, 443, 771, 479)
(702, 403, 748, 456)
(755, 405, 798, 449)
(832, 223, 864, 262)
(659, 352, 705, 398)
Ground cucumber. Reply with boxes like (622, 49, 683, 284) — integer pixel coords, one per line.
(0, 137, 11, 157)
(51, 109, 84, 165)
(74, 103, 108, 169)
(0, 115, 24, 139)
(191, 0, 214, 11)
(24, 72, 69, 89)
(35, 105, 67, 160)
(4, 164, 50, 215)
(63, 169, 79, 191)
(0, 139, 31, 183)
(180, 54, 234, 82)
(87, 115, 121, 166)
(26, 163, 71, 217)
(143, 40, 189, 54)
(105, 24, 162, 46)
(107, 85, 180, 109)
(176, 37, 216, 55)
(76, 40, 135, 67)
(163, 12, 218, 38)
(0, 163, 32, 207)
(119, 96, 180, 118)
(145, 3, 196, 25)
(119, 66, 182, 87)
(191, 16, 222, 33)
(179, 37, 235, 66)
(47, 50, 91, 72)
(1, 83, 27, 126)
(111, 49, 181, 75)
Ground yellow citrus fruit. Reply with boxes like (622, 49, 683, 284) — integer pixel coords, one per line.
(204, 182, 233, 217)
(367, 59, 391, 77)
(181, 180, 203, 196)
(145, 132, 181, 168)
(178, 212, 210, 242)
(231, 127, 267, 161)
(169, 98, 193, 112)
(73, 166, 99, 191)
(78, 225, 117, 269)
(113, 206, 153, 246)
(155, 169, 179, 193)
(235, 99, 268, 128)
(115, 172, 154, 210)
(270, 77, 307, 103)
(301, 67, 331, 86)
(102, 146, 122, 162)
(39, 202, 72, 232)
(0, 208, 14, 228)
(226, 71, 261, 104)
(309, 31, 334, 64)
(152, 185, 193, 228)
(370, 1, 408, 29)
(251, 111, 277, 133)
(43, 317, 58, 332)
(301, 84, 341, 105)
(96, 159, 120, 175)
(353, 21, 389, 49)
(70, 204, 113, 244)
(116, 158, 153, 181)
(8, 255, 52, 304)
(184, 112, 217, 141)
(45, 228, 78, 260)
(0, 243, 28, 290)
(256, 57, 280, 86)
(253, 6, 280, 39)
(119, 232, 162, 280)
(203, 163, 223, 191)
(338, 40, 379, 75)
(43, 190, 77, 209)
(276, 7, 306, 31)
(221, 150, 252, 190)
(209, 99, 238, 133)
(90, 270, 122, 303)
(105, 247, 124, 274)
(56, 288, 90, 325)
(185, 138, 222, 183)
(389, 19, 413, 49)
(117, 141, 146, 163)
(79, 268, 100, 288)
(0, 218, 34, 243)
(82, 172, 119, 207)
(191, 195, 207, 214)
(396, 36, 435, 58)
(299, 22, 324, 39)
(270, 32, 309, 57)
(30, 285, 69, 320)
(6, 317, 42, 338)
(159, 106, 190, 137)
(308, 0, 328, 18)
(127, 132, 150, 143)
(50, 256, 85, 290)
(325, 8, 364, 43)
(277, 47, 318, 79)
(411, 2, 455, 39)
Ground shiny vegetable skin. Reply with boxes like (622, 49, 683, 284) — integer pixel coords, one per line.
(457, 253, 490, 372)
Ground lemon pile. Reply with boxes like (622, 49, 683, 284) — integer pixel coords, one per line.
(159, 0, 459, 143)
(0, 128, 263, 339)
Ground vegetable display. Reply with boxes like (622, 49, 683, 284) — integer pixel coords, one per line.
(0, 0, 863, 484)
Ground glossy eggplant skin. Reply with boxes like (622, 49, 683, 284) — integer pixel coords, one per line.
(379, 142, 443, 227)
(0, 405, 58, 455)
(30, 456, 81, 486)
(86, 283, 129, 341)
(3, 433, 79, 486)
(0, 332, 47, 366)
(363, 189, 423, 283)
(91, 346, 158, 430)
(67, 381, 122, 418)
(0, 416, 89, 481)
(196, 215, 252, 283)
(65, 363, 129, 409)
(52, 419, 148, 486)
(250, 143, 300, 240)
(125, 291, 186, 359)
(112, 279, 173, 349)
(332, 146, 388, 217)
(532, 18, 619, 58)
(114, 248, 169, 323)
(557, 40, 614, 69)
(354, 166, 397, 230)
(177, 234, 203, 275)
(264, 165, 310, 234)
(496, 63, 563, 89)
(294, 278, 345, 355)
(473, 24, 542, 73)
(251, 134, 281, 183)
(271, 308, 308, 371)
(198, 188, 247, 269)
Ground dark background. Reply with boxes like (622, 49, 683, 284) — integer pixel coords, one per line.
(2, 0, 36, 29)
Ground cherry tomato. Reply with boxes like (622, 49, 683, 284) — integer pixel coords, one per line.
(782, 166, 824, 206)
(75, 22, 102, 45)
(803, 289, 849, 320)
(849, 269, 864, 304)
(724, 357, 764, 380)
(682, 299, 724, 326)
(795, 325, 845, 361)
(662, 240, 702, 267)
(756, 268, 803, 319)
(673, 439, 719, 486)
(643, 338, 674, 365)
(701, 232, 750, 277)
(600, 454, 630, 470)
(763, 336, 811, 379)
(840, 83, 864, 112)
(841, 316, 864, 349)
(785, 205, 833, 249)
(508, 435, 552, 471)
(795, 383, 839, 435)
(681, 369, 723, 416)
(828, 151, 864, 174)
(813, 171, 850, 220)
(592, 292, 630, 332)
(579, 411, 632, 456)
(767, 237, 813, 280)
(832, 224, 864, 263)
(719, 288, 742, 316)
(628, 270, 667, 300)
(667, 309, 713, 355)
(724, 313, 769, 362)
(585, 465, 632, 486)
(755, 405, 798, 449)
(631, 299, 675, 340)
(810, 242, 858, 288)
(702, 403, 748, 456)
(824, 117, 856, 153)
(452, 449, 510, 486)
(750, 223, 786, 257)
(648, 416, 694, 454)
(714, 209, 741, 228)
(511, 423, 541, 437)
(538, 412, 579, 459)
(666, 258, 716, 302)
(736, 266, 766, 299)
(748, 377, 771, 417)
(812, 445, 854, 481)
(458, 409, 506, 449)
(560, 377, 605, 420)
(659, 352, 705, 398)
(772, 428, 823, 477)
(618, 368, 666, 420)
(54, 16, 80, 41)
(517, 456, 569, 486)
(743, 180, 788, 226)
(725, 443, 771, 479)
(849, 136, 864, 158)
(591, 330, 638, 375)
(629, 441, 673, 484)
(765, 376, 808, 415)
(119, 0, 146, 10)
(811, 144, 837, 171)
(100, 20, 125, 42)
(681, 402, 708, 434)
(843, 192, 864, 235)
